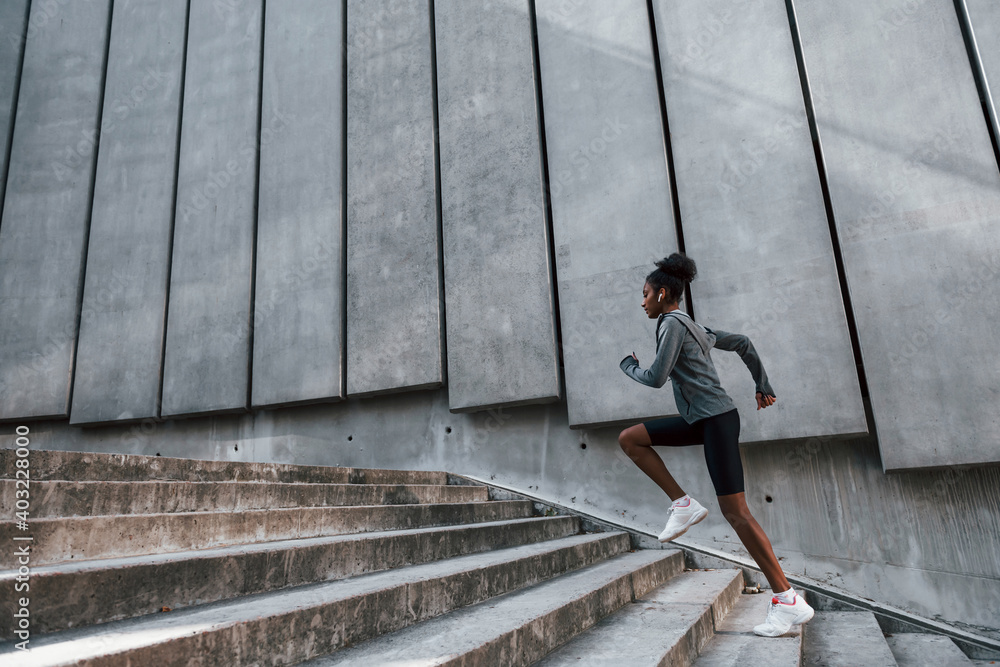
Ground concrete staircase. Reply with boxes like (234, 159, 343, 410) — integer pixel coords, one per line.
(0, 450, 986, 666)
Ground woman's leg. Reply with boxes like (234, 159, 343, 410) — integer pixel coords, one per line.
(701, 409, 791, 593)
(618, 419, 700, 501)
(718, 492, 790, 593)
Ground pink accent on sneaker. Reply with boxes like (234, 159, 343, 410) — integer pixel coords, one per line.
(772, 595, 797, 606)
(672, 498, 690, 507)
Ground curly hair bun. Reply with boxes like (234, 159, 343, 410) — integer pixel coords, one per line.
(655, 253, 697, 283)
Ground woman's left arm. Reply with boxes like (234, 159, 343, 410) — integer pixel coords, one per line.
(710, 329, 776, 401)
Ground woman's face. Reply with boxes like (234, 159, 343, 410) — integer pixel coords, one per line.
(641, 282, 667, 319)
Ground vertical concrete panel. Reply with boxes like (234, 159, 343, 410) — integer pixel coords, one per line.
(252, 0, 344, 408)
(964, 0, 1000, 160)
(161, 0, 262, 417)
(793, 0, 1000, 469)
(70, 0, 187, 425)
(0, 0, 112, 420)
(345, 0, 443, 398)
(434, 0, 561, 412)
(0, 0, 29, 212)
(650, 0, 866, 443)
(535, 0, 681, 428)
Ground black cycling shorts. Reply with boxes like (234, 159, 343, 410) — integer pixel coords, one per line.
(641, 408, 744, 496)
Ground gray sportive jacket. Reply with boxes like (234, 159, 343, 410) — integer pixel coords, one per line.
(619, 311, 775, 423)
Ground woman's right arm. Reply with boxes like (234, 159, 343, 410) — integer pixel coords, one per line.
(619, 318, 684, 388)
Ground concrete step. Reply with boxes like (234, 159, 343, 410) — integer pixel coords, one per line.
(0, 448, 447, 485)
(802, 611, 897, 667)
(0, 531, 644, 666)
(0, 515, 579, 639)
(303, 548, 684, 666)
(693, 590, 803, 666)
(0, 499, 536, 567)
(1, 479, 488, 517)
(533, 568, 744, 666)
(886, 633, 973, 666)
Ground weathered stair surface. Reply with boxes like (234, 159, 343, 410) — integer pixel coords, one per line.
(0, 448, 445, 484)
(692, 589, 803, 666)
(0, 499, 536, 567)
(0, 479, 489, 517)
(532, 568, 743, 666)
(2, 532, 637, 666)
(3, 449, 982, 666)
(885, 633, 974, 666)
(305, 549, 685, 666)
(802, 611, 898, 667)
(0, 516, 579, 636)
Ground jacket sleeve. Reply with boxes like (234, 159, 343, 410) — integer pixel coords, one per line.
(709, 329, 775, 396)
(619, 318, 684, 388)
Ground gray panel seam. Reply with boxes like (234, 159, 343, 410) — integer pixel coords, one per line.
(645, 0, 692, 320)
(784, 0, 872, 408)
(428, 0, 449, 384)
(67, 0, 116, 420)
(527, 0, 565, 393)
(157, 0, 193, 421)
(952, 0, 1000, 177)
(247, 0, 266, 411)
(0, 0, 32, 235)
(340, 0, 348, 400)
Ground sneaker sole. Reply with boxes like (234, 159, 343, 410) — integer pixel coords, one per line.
(657, 506, 708, 542)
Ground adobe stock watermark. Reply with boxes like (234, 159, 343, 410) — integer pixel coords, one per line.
(10, 425, 33, 651)
(52, 67, 171, 183)
(876, 0, 933, 40)
(840, 127, 962, 242)
(177, 110, 291, 223)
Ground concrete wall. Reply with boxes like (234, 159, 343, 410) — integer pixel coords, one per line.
(535, 0, 682, 429)
(0, 0, 112, 420)
(254, 0, 345, 409)
(652, 0, 866, 444)
(161, 0, 263, 418)
(792, 0, 1000, 471)
(71, 0, 187, 425)
(1, 0, 1000, 639)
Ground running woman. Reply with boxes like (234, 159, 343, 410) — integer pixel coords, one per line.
(618, 252, 813, 637)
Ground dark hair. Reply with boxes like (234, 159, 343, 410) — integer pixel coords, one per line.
(645, 253, 697, 304)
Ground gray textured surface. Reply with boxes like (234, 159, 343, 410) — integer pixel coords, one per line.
(312, 549, 680, 665)
(70, 0, 187, 425)
(693, 592, 802, 666)
(346, 0, 443, 398)
(0, 0, 28, 212)
(0, 499, 534, 567)
(0, 0, 112, 420)
(0, 515, 578, 638)
(793, 0, 1000, 469)
(0, 532, 638, 665)
(536, 569, 743, 665)
(434, 0, 561, 412)
(965, 0, 1000, 166)
(160, 0, 262, 417)
(652, 0, 867, 444)
(535, 0, 682, 428)
(886, 633, 973, 666)
(252, 0, 344, 409)
(802, 612, 897, 666)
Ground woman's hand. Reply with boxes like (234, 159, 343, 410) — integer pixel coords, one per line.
(755, 392, 776, 410)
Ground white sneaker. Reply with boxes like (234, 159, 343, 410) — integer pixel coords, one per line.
(753, 593, 815, 637)
(657, 496, 708, 542)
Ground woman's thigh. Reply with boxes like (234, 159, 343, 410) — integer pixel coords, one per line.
(642, 415, 704, 447)
(701, 409, 745, 496)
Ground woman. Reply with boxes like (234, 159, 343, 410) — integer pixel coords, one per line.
(618, 252, 813, 638)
